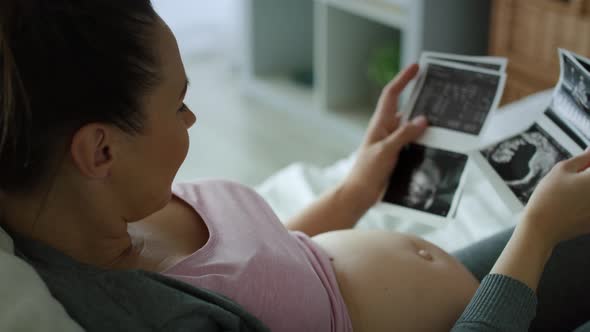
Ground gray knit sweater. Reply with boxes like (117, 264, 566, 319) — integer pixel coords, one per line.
(452, 274, 590, 331)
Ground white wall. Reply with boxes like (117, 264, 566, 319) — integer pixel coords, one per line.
(151, 0, 243, 60)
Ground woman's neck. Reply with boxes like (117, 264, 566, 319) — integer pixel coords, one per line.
(1, 183, 139, 269)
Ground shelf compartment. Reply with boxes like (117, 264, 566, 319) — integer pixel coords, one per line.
(247, 0, 314, 79)
(317, 2, 402, 112)
(318, 0, 410, 30)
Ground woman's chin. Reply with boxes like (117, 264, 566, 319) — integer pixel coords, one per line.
(161, 190, 174, 208)
(143, 191, 174, 219)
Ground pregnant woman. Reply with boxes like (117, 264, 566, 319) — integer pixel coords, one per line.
(7, 1, 586, 332)
(0, 2, 477, 331)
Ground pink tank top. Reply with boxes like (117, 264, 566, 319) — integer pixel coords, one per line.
(162, 180, 353, 332)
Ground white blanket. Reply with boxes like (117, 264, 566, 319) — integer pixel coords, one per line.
(256, 90, 553, 252)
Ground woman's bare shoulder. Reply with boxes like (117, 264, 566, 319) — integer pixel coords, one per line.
(127, 197, 210, 272)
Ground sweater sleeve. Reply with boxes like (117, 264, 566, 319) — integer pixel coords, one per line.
(451, 274, 537, 332)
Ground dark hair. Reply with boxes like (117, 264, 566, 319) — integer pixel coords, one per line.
(0, 0, 160, 194)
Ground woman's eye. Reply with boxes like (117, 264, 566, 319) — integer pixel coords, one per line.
(178, 103, 189, 112)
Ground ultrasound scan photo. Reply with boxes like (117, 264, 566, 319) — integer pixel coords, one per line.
(409, 63, 502, 135)
(481, 124, 571, 205)
(426, 56, 503, 72)
(559, 54, 590, 118)
(383, 144, 468, 217)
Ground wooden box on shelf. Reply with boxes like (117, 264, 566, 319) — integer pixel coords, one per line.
(490, 0, 590, 104)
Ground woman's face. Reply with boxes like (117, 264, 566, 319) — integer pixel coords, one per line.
(112, 18, 196, 221)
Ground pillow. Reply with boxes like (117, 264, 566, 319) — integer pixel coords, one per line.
(0, 225, 12, 252)
(0, 225, 84, 332)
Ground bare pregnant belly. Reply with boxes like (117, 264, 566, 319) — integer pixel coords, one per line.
(313, 230, 478, 332)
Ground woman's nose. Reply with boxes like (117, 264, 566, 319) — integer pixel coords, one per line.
(184, 107, 196, 129)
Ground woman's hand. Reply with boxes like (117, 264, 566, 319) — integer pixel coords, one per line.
(489, 150, 590, 292)
(521, 149, 590, 247)
(286, 64, 427, 236)
(342, 64, 428, 211)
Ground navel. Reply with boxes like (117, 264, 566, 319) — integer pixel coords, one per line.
(417, 249, 433, 261)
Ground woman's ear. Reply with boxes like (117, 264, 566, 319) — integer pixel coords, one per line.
(70, 124, 115, 179)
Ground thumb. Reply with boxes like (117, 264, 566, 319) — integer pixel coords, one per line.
(384, 116, 428, 153)
(562, 149, 590, 172)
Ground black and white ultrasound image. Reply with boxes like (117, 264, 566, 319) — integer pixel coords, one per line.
(481, 124, 571, 205)
(561, 53, 590, 116)
(548, 52, 590, 143)
(410, 64, 501, 135)
(427, 57, 503, 71)
(383, 144, 468, 217)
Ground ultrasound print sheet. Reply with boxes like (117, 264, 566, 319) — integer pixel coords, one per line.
(421, 51, 507, 73)
(470, 114, 583, 213)
(377, 143, 470, 227)
(402, 59, 507, 152)
(549, 49, 590, 145)
(571, 51, 590, 73)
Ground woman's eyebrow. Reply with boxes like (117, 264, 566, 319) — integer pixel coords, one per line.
(179, 78, 189, 100)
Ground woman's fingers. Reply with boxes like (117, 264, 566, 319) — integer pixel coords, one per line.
(523, 149, 590, 246)
(383, 64, 420, 101)
(367, 64, 420, 144)
(384, 116, 428, 154)
(386, 112, 403, 134)
(562, 149, 590, 172)
(376, 64, 419, 118)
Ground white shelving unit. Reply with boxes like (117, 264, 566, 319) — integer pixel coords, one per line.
(243, 0, 491, 137)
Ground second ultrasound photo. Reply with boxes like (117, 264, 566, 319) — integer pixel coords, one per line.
(480, 124, 571, 205)
(383, 144, 468, 218)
